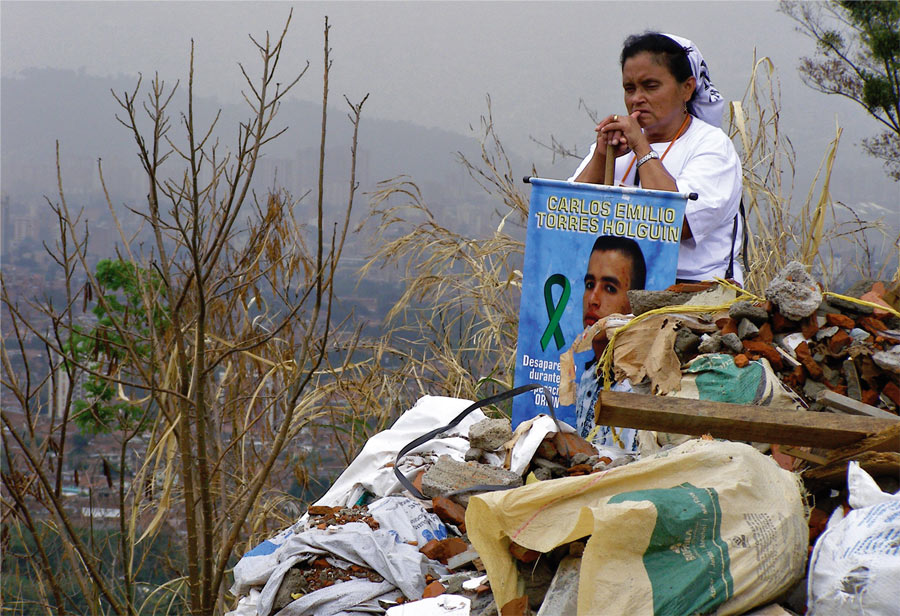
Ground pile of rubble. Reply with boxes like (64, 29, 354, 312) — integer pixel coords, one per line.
(227, 263, 899, 616)
(628, 262, 900, 414)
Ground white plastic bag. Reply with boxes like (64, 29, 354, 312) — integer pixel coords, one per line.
(807, 461, 900, 616)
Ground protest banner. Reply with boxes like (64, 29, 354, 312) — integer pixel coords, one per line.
(512, 178, 691, 428)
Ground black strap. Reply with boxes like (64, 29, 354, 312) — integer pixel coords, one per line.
(393, 383, 559, 501)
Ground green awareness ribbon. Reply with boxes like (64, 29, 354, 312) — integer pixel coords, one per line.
(540, 273, 570, 352)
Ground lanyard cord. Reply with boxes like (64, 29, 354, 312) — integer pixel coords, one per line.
(619, 113, 691, 185)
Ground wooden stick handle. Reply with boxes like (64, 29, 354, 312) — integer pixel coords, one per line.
(604, 144, 615, 185)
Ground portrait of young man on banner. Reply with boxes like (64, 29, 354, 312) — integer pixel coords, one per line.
(512, 178, 689, 430)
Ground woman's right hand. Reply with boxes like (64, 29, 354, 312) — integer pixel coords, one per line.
(596, 111, 644, 158)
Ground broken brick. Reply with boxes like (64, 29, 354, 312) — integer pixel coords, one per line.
(432, 496, 467, 533)
(308, 505, 337, 516)
(771, 311, 798, 333)
(825, 313, 855, 329)
(733, 354, 749, 368)
(756, 321, 774, 344)
(884, 381, 900, 407)
(828, 330, 852, 354)
(508, 541, 541, 563)
(535, 438, 558, 460)
(801, 315, 819, 339)
(552, 432, 596, 459)
(742, 340, 783, 370)
(716, 317, 739, 336)
(422, 580, 445, 598)
(566, 463, 593, 476)
(861, 389, 880, 407)
(859, 316, 888, 337)
(666, 281, 715, 293)
(794, 342, 824, 381)
(419, 537, 468, 564)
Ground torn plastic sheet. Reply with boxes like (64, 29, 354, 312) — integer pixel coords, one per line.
(313, 396, 484, 508)
(274, 579, 400, 616)
(254, 522, 448, 616)
(367, 495, 448, 545)
(386, 595, 471, 615)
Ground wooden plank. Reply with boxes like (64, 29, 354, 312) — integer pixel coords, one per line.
(596, 390, 899, 449)
(825, 422, 900, 462)
(802, 451, 900, 489)
(817, 390, 899, 420)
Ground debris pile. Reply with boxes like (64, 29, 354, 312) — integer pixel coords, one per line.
(627, 263, 900, 415)
(227, 263, 899, 616)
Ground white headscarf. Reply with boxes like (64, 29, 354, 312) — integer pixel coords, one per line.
(662, 33, 724, 128)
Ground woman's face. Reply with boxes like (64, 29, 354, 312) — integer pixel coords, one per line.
(622, 51, 695, 142)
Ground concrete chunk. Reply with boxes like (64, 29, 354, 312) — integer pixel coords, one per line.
(535, 555, 581, 616)
(468, 418, 512, 451)
(422, 456, 522, 506)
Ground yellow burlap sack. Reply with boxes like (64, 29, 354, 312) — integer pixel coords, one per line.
(466, 439, 807, 615)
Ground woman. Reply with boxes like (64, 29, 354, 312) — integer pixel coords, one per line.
(570, 32, 744, 286)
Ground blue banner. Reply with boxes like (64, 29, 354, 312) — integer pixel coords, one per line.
(512, 178, 689, 428)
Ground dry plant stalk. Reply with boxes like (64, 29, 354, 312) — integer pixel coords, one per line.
(1, 14, 368, 616)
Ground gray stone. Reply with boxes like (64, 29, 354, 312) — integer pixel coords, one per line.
(421, 455, 522, 506)
(729, 300, 769, 324)
(849, 328, 871, 342)
(815, 326, 839, 341)
(698, 333, 722, 354)
(737, 318, 759, 340)
(531, 466, 552, 481)
(536, 555, 581, 616)
(821, 364, 841, 387)
(468, 418, 512, 451)
(446, 549, 480, 571)
(765, 261, 823, 320)
(627, 289, 696, 316)
(843, 359, 862, 401)
(570, 452, 591, 466)
(464, 447, 483, 462)
(586, 455, 600, 466)
(721, 332, 743, 354)
(273, 566, 309, 612)
(674, 328, 700, 358)
(826, 296, 873, 315)
(872, 345, 900, 375)
(532, 456, 568, 478)
(519, 557, 555, 611)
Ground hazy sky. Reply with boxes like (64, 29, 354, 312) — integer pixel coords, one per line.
(2, 1, 897, 204)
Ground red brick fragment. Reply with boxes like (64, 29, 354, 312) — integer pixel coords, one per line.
(794, 342, 824, 381)
(809, 507, 829, 544)
(422, 580, 445, 599)
(771, 311, 798, 333)
(308, 505, 337, 516)
(432, 496, 467, 533)
(782, 365, 807, 390)
(566, 463, 593, 476)
(861, 389, 879, 407)
(420, 537, 468, 564)
(825, 313, 855, 329)
(553, 432, 596, 459)
(733, 354, 750, 368)
(825, 383, 848, 396)
(801, 315, 819, 339)
(535, 437, 558, 460)
(717, 317, 738, 335)
(859, 316, 888, 337)
(666, 282, 715, 293)
(883, 381, 900, 408)
(756, 322, 774, 344)
(312, 557, 330, 568)
(741, 340, 783, 370)
(412, 469, 425, 493)
(500, 596, 530, 616)
(828, 329, 851, 354)
(508, 541, 541, 563)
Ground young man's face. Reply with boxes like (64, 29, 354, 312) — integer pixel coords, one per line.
(582, 249, 634, 354)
